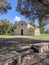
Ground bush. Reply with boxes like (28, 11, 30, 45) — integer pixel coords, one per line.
(5, 31, 14, 35)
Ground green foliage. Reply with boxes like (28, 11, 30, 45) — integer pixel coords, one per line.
(45, 29, 49, 34)
(29, 21, 36, 27)
(17, 0, 49, 33)
(5, 31, 14, 35)
(38, 17, 48, 33)
(0, 19, 14, 35)
(0, 0, 11, 13)
(38, 0, 49, 6)
(17, 0, 49, 20)
(13, 21, 17, 29)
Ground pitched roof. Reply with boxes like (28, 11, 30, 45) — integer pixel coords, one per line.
(27, 24, 39, 31)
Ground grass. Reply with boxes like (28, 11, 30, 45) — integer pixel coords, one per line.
(0, 34, 49, 40)
(29, 34, 49, 40)
(0, 35, 13, 38)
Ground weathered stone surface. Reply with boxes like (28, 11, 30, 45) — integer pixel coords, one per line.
(0, 38, 49, 65)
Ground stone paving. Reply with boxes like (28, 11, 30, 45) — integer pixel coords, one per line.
(0, 38, 49, 65)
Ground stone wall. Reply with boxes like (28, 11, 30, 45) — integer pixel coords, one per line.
(14, 22, 28, 35)
(40, 45, 48, 53)
(35, 28, 40, 35)
(14, 21, 40, 35)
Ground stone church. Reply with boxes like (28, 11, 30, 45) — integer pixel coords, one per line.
(14, 21, 40, 35)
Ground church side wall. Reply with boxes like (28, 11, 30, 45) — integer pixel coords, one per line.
(35, 29, 40, 35)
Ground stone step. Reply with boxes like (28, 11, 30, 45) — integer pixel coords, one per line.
(16, 45, 32, 52)
(21, 49, 33, 57)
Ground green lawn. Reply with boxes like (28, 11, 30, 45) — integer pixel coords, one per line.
(0, 34, 49, 40)
(29, 34, 49, 40)
(0, 35, 13, 38)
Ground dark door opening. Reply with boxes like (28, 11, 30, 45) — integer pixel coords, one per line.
(21, 29, 23, 35)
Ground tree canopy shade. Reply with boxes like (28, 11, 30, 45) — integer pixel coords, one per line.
(17, 0, 49, 20)
(0, 0, 11, 13)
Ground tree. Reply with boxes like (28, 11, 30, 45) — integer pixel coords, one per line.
(38, 17, 47, 33)
(29, 21, 36, 27)
(44, 29, 49, 34)
(0, 0, 11, 13)
(17, 0, 49, 19)
(17, 0, 49, 33)
(0, 19, 13, 35)
(13, 21, 17, 29)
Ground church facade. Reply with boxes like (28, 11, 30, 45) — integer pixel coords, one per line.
(14, 21, 40, 35)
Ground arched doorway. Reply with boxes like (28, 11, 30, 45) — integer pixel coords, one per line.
(21, 29, 23, 35)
